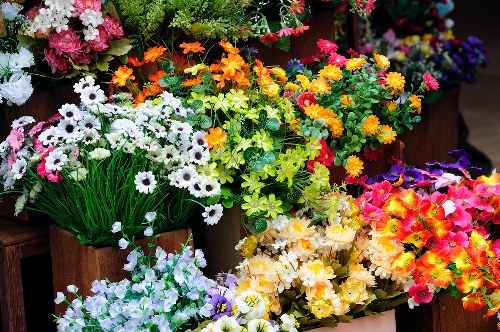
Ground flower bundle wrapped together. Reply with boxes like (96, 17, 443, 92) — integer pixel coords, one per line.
(285, 39, 431, 176)
(234, 191, 410, 329)
(0, 77, 221, 245)
(24, 0, 131, 76)
(356, 151, 500, 325)
(114, 41, 335, 228)
(0, 2, 35, 105)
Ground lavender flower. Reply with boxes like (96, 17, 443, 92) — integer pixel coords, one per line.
(209, 294, 232, 319)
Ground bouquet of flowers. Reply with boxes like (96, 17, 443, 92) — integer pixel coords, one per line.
(285, 39, 433, 176)
(111, 41, 335, 230)
(0, 2, 35, 105)
(0, 77, 221, 245)
(21, 0, 132, 77)
(233, 190, 410, 329)
(56, 223, 300, 331)
(356, 150, 500, 325)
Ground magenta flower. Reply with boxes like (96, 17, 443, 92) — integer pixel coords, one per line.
(408, 284, 434, 304)
(49, 29, 83, 53)
(317, 39, 338, 53)
(44, 47, 70, 74)
(277, 28, 294, 37)
(423, 73, 439, 91)
(362, 203, 383, 222)
(475, 183, 499, 198)
(8, 128, 24, 152)
(102, 16, 124, 39)
(328, 52, 347, 67)
(447, 204, 472, 230)
(73, 0, 101, 16)
(88, 26, 110, 52)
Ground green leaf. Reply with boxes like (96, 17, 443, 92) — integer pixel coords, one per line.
(95, 55, 113, 72)
(104, 39, 133, 56)
(161, 60, 176, 73)
(254, 218, 268, 233)
(276, 36, 291, 52)
(222, 198, 234, 209)
(190, 100, 204, 111)
(159, 76, 181, 88)
(201, 71, 213, 83)
(206, 195, 221, 205)
(266, 118, 281, 131)
(199, 115, 213, 129)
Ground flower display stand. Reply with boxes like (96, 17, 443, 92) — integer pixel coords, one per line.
(50, 225, 192, 316)
(399, 87, 461, 167)
(308, 309, 395, 332)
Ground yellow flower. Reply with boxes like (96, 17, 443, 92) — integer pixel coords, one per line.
(284, 82, 299, 91)
(373, 54, 390, 68)
(262, 82, 280, 97)
(318, 65, 343, 81)
(303, 104, 322, 119)
(283, 217, 316, 242)
(309, 299, 336, 319)
(408, 94, 422, 113)
(298, 259, 335, 287)
(309, 78, 331, 94)
(386, 101, 397, 112)
(240, 235, 259, 258)
(378, 125, 397, 144)
(340, 278, 369, 304)
(385, 72, 406, 94)
(361, 115, 380, 136)
(443, 30, 455, 40)
(345, 58, 368, 71)
(295, 74, 311, 90)
(327, 117, 344, 138)
(340, 94, 354, 108)
(395, 51, 407, 62)
(345, 156, 364, 177)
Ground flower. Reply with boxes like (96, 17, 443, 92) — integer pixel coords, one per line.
(143, 227, 154, 237)
(180, 41, 205, 54)
(423, 73, 439, 91)
(111, 222, 122, 233)
(373, 54, 390, 68)
(89, 148, 111, 160)
(318, 65, 343, 81)
(408, 284, 434, 304)
(205, 127, 227, 149)
(134, 171, 157, 194)
(345, 156, 364, 177)
(118, 238, 129, 249)
(202, 204, 224, 225)
(112, 66, 135, 87)
(317, 39, 338, 53)
(209, 294, 232, 319)
(54, 292, 65, 305)
(145, 212, 157, 222)
(385, 72, 406, 93)
(346, 58, 368, 71)
(361, 115, 380, 136)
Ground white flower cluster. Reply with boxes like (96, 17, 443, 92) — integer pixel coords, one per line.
(0, 46, 35, 106)
(1, 2, 22, 20)
(0, 77, 222, 224)
(56, 245, 216, 331)
(31, 0, 103, 40)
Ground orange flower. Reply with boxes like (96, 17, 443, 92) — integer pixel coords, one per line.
(128, 56, 143, 67)
(361, 115, 380, 136)
(148, 70, 166, 86)
(391, 252, 416, 275)
(143, 46, 167, 63)
(383, 196, 407, 219)
(422, 265, 454, 288)
(402, 229, 432, 249)
(205, 127, 227, 149)
(112, 65, 135, 87)
(182, 76, 202, 87)
(219, 41, 239, 54)
(425, 217, 452, 239)
(450, 247, 474, 271)
(456, 268, 484, 293)
(377, 217, 407, 239)
(400, 189, 420, 209)
(133, 92, 146, 106)
(462, 292, 486, 311)
(345, 156, 364, 177)
(420, 250, 450, 269)
(221, 53, 245, 77)
(179, 41, 205, 54)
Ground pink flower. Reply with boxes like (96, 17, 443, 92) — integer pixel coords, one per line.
(49, 29, 83, 54)
(362, 203, 383, 221)
(317, 39, 338, 53)
(44, 47, 70, 74)
(446, 203, 472, 229)
(436, 231, 469, 252)
(423, 73, 439, 91)
(28, 121, 46, 138)
(328, 52, 347, 67)
(475, 183, 499, 198)
(69, 50, 92, 65)
(47, 113, 63, 124)
(8, 128, 24, 152)
(493, 240, 500, 258)
(102, 16, 124, 39)
(47, 170, 63, 183)
(88, 26, 110, 52)
(408, 284, 434, 304)
(277, 28, 294, 37)
(370, 181, 392, 206)
(37, 159, 48, 179)
(73, 0, 101, 16)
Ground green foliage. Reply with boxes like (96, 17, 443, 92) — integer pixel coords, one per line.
(110, 0, 251, 42)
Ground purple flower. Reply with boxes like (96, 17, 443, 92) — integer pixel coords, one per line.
(209, 294, 232, 319)
(382, 164, 406, 181)
(286, 58, 305, 73)
(241, 46, 258, 56)
(403, 168, 424, 186)
(216, 273, 237, 291)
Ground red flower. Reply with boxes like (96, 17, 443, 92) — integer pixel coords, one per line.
(408, 284, 434, 304)
(296, 92, 317, 110)
(423, 73, 439, 91)
(87, 26, 110, 52)
(293, 25, 310, 36)
(260, 33, 279, 44)
(364, 148, 383, 161)
(102, 16, 124, 39)
(347, 48, 360, 58)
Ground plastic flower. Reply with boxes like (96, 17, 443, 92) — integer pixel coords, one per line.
(422, 73, 439, 91)
(180, 41, 205, 54)
(112, 66, 135, 87)
(385, 72, 406, 93)
(345, 156, 364, 177)
(134, 171, 157, 194)
(373, 54, 390, 68)
(318, 65, 343, 81)
(345, 58, 368, 71)
(143, 46, 166, 63)
(408, 284, 434, 304)
(205, 127, 227, 149)
(408, 95, 422, 113)
(317, 39, 338, 53)
(361, 115, 380, 136)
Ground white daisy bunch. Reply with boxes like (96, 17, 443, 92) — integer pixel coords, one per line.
(0, 3, 35, 106)
(55, 230, 217, 331)
(0, 77, 222, 244)
(233, 191, 408, 327)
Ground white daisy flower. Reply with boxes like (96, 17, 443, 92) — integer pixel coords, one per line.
(134, 171, 157, 194)
(74, 76, 96, 94)
(11, 116, 35, 129)
(188, 146, 210, 165)
(59, 104, 82, 122)
(10, 158, 27, 179)
(199, 178, 221, 197)
(78, 113, 101, 132)
(111, 118, 142, 139)
(148, 121, 167, 138)
(122, 142, 136, 154)
(57, 119, 84, 143)
(162, 145, 180, 162)
(167, 121, 193, 143)
(188, 179, 204, 198)
(105, 132, 126, 149)
(191, 131, 208, 148)
(45, 150, 68, 171)
(212, 316, 240, 331)
(82, 132, 99, 145)
(174, 165, 198, 188)
(80, 85, 106, 105)
(38, 127, 60, 146)
(202, 204, 223, 226)
(88, 148, 111, 160)
(136, 137, 160, 152)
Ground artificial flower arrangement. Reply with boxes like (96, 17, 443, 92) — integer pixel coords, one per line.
(232, 189, 411, 329)
(0, 76, 222, 245)
(284, 39, 434, 176)
(355, 150, 500, 326)
(110, 41, 335, 229)
(0, 2, 35, 105)
(56, 219, 301, 331)
(19, 0, 132, 77)
(253, 0, 377, 51)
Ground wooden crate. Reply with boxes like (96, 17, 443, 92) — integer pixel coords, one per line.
(50, 226, 192, 316)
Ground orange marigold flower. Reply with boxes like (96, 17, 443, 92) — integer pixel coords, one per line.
(221, 53, 245, 77)
(133, 92, 146, 106)
(219, 41, 239, 54)
(309, 78, 331, 94)
(378, 125, 396, 144)
(295, 74, 311, 90)
(182, 76, 202, 87)
(179, 41, 205, 54)
(284, 82, 300, 91)
(340, 94, 354, 107)
(318, 65, 343, 81)
(148, 70, 166, 85)
(303, 104, 325, 120)
(386, 101, 397, 112)
(112, 65, 135, 87)
(408, 94, 422, 113)
(361, 115, 380, 136)
(262, 82, 280, 97)
(345, 58, 368, 71)
(345, 156, 364, 177)
(328, 117, 343, 138)
(373, 54, 390, 68)
(205, 127, 227, 149)
(143, 46, 166, 63)
(462, 292, 487, 311)
(385, 72, 406, 93)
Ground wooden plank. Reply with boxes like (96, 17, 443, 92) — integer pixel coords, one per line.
(17, 236, 50, 258)
(0, 245, 26, 332)
(0, 217, 49, 247)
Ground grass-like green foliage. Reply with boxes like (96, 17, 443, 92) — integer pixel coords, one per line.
(110, 0, 251, 42)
